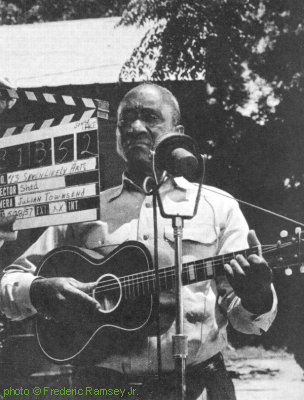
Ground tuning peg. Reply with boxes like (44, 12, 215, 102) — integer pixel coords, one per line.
(285, 267, 293, 276)
(300, 265, 304, 274)
(295, 227, 302, 234)
(280, 230, 288, 238)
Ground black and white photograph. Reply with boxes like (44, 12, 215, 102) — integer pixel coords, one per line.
(0, 1, 303, 399)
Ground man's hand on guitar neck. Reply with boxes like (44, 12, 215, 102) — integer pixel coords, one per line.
(30, 277, 102, 323)
(224, 230, 273, 315)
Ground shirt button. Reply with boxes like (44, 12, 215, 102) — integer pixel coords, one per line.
(143, 235, 149, 240)
(145, 203, 151, 208)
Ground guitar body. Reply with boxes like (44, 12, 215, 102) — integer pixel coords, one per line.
(35, 241, 173, 364)
(34, 230, 304, 364)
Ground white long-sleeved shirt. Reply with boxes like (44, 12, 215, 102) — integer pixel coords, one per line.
(0, 176, 277, 374)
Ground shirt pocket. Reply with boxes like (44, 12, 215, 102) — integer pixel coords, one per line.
(83, 222, 131, 253)
(164, 223, 218, 259)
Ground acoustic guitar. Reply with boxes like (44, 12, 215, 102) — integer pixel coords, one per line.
(35, 232, 303, 364)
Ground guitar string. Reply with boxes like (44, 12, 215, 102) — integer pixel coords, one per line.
(89, 253, 292, 297)
(89, 242, 293, 295)
(90, 258, 296, 297)
(89, 242, 295, 295)
(90, 246, 264, 294)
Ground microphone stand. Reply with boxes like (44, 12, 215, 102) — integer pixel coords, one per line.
(154, 165, 204, 400)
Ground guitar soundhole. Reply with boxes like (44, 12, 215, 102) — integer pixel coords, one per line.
(93, 273, 122, 313)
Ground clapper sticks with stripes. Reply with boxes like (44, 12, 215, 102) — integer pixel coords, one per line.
(0, 88, 109, 137)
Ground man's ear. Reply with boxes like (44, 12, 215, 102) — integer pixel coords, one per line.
(175, 125, 184, 134)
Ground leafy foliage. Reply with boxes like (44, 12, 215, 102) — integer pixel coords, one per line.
(120, 1, 264, 110)
(0, 0, 128, 24)
(253, 1, 304, 190)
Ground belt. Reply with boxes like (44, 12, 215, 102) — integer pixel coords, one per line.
(126, 352, 224, 386)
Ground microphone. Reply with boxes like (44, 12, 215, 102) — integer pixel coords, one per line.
(153, 133, 202, 181)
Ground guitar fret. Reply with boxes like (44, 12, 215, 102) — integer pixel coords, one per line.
(226, 253, 235, 264)
(187, 262, 196, 283)
(206, 260, 214, 278)
(222, 254, 226, 266)
(192, 261, 200, 282)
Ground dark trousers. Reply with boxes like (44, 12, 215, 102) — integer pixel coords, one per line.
(73, 353, 236, 400)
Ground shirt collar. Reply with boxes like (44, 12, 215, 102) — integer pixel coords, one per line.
(107, 173, 192, 203)
(107, 172, 143, 203)
(123, 172, 145, 193)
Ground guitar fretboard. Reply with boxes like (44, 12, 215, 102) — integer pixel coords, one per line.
(92, 234, 303, 300)
(109, 247, 259, 299)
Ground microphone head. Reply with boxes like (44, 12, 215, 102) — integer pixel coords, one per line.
(154, 134, 202, 181)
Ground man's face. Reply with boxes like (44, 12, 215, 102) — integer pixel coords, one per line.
(117, 85, 180, 174)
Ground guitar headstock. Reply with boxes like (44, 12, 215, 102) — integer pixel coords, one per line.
(275, 227, 304, 276)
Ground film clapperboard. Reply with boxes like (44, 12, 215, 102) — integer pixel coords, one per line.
(0, 88, 109, 230)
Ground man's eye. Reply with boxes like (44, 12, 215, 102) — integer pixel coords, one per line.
(145, 114, 159, 123)
(118, 117, 132, 126)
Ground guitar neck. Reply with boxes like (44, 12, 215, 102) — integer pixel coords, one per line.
(120, 247, 262, 299)
(161, 247, 260, 290)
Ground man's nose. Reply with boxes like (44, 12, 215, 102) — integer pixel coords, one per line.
(129, 119, 147, 134)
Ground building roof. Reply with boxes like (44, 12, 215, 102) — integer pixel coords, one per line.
(0, 17, 148, 88)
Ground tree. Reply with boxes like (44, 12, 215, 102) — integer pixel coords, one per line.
(120, 1, 264, 111)
(0, 0, 129, 24)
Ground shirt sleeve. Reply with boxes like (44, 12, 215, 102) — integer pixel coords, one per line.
(0, 224, 73, 321)
(215, 194, 278, 334)
(223, 285, 278, 334)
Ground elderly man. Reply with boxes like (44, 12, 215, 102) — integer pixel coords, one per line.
(0, 83, 277, 400)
